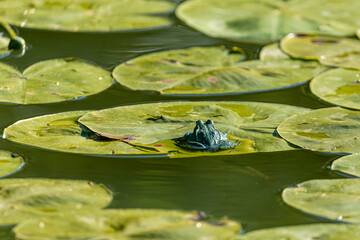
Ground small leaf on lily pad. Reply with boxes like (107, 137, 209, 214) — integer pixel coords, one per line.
(176, 0, 360, 43)
(0, 0, 175, 32)
(0, 178, 112, 225)
(236, 223, 360, 240)
(0, 58, 113, 104)
(332, 153, 360, 177)
(0, 150, 24, 177)
(113, 46, 325, 95)
(277, 107, 360, 154)
(4, 102, 310, 157)
(282, 178, 360, 223)
(259, 43, 289, 61)
(14, 209, 241, 240)
(3, 111, 147, 155)
(310, 68, 360, 110)
(281, 33, 360, 70)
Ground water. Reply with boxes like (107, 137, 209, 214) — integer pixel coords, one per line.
(0, 11, 343, 239)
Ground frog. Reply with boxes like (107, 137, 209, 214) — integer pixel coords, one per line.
(174, 120, 237, 151)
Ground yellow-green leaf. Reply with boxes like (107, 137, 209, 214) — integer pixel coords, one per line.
(283, 179, 360, 223)
(113, 46, 325, 95)
(0, 150, 24, 177)
(0, 178, 112, 225)
(0, 58, 113, 104)
(0, 0, 175, 32)
(310, 68, 360, 110)
(281, 33, 360, 70)
(277, 107, 360, 154)
(14, 209, 240, 240)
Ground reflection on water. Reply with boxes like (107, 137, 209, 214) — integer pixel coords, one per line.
(0, 10, 340, 240)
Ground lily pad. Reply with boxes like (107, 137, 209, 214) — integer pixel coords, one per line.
(4, 111, 147, 155)
(0, 178, 112, 225)
(4, 102, 310, 157)
(0, 0, 175, 32)
(176, 0, 360, 43)
(259, 43, 289, 61)
(0, 150, 24, 177)
(0, 58, 113, 104)
(14, 209, 241, 240)
(332, 153, 360, 177)
(310, 68, 360, 110)
(236, 223, 360, 240)
(0, 34, 10, 57)
(281, 33, 360, 70)
(277, 107, 360, 154)
(282, 178, 360, 223)
(113, 46, 325, 95)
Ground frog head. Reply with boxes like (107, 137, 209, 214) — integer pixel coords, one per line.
(175, 120, 237, 151)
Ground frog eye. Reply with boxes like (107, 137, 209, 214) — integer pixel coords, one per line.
(205, 120, 214, 125)
(196, 120, 205, 126)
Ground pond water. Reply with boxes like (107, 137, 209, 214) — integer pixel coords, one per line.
(0, 9, 344, 239)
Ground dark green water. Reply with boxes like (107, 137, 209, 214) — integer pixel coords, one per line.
(0, 9, 344, 239)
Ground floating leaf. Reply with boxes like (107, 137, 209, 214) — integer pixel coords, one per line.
(259, 43, 289, 61)
(0, 178, 112, 225)
(14, 209, 240, 240)
(4, 102, 310, 157)
(113, 46, 325, 95)
(277, 107, 360, 154)
(236, 223, 360, 240)
(310, 68, 360, 110)
(0, 58, 113, 104)
(281, 33, 360, 70)
(0, 0, 175, 32)
(282, 178, 360, 223)
(0, 34, 9, 57)
(0, 150, 23, 177)
(332, 153, 360, 177)
(176, 0, 360, 43)
(3, 111, 146, 155)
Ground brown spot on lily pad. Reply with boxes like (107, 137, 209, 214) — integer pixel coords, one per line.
(160, 79, 175, 83)
(26, 91, 34, 95)
(311, 39, 339, 44)
(208, 76, 218, 84)
(160, 59, 179, 64)
(153, 144, 164, 147)
(48, 92, 59, 95)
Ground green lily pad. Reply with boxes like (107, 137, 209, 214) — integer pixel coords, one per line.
(4, 102, 310, 157)
(0, 0, 175, 32)
(0, 58, 113, 104)
(14, 209, 241, 240)
(259, 43, 289, 61)
(281, 33, 360, 70)
(332, 153, 360, 177)
(4, 111, 146, 155)
(310, 68, 360, 110)
(176, 0, 360, 43)
(113, 46, 325, 95)
(236, 223, 360, 240)
(0, 150, 24, 177)
(0, 178, 112, 225)
(282, 178, 360, 223)
(0, 34, 10, 57)
(277, 107, 360, 154)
